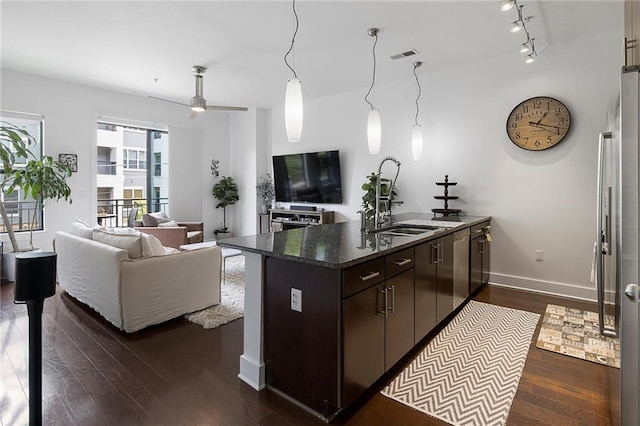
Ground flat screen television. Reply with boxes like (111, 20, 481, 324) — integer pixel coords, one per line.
(272, 150, 342, 204)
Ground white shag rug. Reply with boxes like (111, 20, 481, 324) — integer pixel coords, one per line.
(185, 255, 244, 329)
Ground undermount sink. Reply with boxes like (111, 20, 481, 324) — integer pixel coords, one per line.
(370, 223, 444, 236)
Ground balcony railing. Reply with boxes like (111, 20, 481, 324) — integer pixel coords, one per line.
(97, 161, 117, 175)
(97, 197, 169, 227)
(0, 201, 41, 233)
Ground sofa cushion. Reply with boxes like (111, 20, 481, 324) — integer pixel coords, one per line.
(92, 228, 143, 259)
(70, 218, 96, 239)
(158, 220, 179, 227)
(141, 211, 170, 227)
(140, 233, 167, 257)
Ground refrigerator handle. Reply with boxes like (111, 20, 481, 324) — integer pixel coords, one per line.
(596, 132, 618, 337)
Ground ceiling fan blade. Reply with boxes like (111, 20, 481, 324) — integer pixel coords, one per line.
(149, 95, 190, 107)
(205, 105, 248, 112)
(189, 110, 199, 119)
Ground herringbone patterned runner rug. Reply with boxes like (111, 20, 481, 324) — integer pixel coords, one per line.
(381, 301, 540, 426)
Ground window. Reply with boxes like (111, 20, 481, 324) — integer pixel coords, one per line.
(0, 112, 44, 234)
(123, 148, 146, 170)
(154, 153, 162, 176)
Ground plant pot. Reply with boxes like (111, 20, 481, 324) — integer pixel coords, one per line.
(215, 232, 232, 240)
(3, 248, 42, 282)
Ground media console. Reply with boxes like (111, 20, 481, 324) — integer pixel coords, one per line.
(270, 208, 335, 231)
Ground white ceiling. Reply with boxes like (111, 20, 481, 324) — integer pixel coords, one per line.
(1, 1, 622, 110)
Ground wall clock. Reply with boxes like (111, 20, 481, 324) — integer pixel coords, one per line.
(506, 96, 571, 151)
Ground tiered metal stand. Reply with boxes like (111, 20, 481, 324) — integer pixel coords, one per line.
(431, 174, 461, 217)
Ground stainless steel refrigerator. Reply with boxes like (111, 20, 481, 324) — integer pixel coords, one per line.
(596, 64, 640, 426)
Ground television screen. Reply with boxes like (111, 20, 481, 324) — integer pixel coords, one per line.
(272, 150, 342, 204)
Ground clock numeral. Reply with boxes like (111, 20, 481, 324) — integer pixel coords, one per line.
(547, 136, 552, 143)
(515, 131, 521, 139)
(555, 108, 562, 115)
(535, 139, 541, 147)
(524, 137, 529, 144)
(559, 117, 565, 125)
(547, 101, 551, 109)
(522, 105, 529, 113)
(514, 113, 523, 121)
(533, 100, 542, 109)
(510, 123, 517, 130)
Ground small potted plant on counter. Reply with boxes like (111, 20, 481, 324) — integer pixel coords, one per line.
(256, 173, 275, 214)
(361, 172, 398, 227)
(212, 175, 239, 239)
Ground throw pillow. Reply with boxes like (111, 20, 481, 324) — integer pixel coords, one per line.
(92, 228, 143, 259)
(69, 218, 98, 239)
(141, 211, 170, 227)
(140, 233, 167, 257)
(158, 220, 179, 227)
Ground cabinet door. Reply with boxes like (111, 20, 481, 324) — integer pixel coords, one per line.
(343, 283, 385, 407)
(385, 269, 415, 371)
(415, 242, 437, 343)
(436, 234, 454, 324)
(470, 237, 483, 294)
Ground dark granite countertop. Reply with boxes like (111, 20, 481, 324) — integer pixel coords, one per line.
(218, 212, 491, 269)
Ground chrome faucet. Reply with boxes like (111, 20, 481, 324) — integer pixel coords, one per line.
(374, 156, 401, 230)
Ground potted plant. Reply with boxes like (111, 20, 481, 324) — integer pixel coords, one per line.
(256, 173, 275, 214)
(361, 172, 398, 224)
(212, 175, 239, 239)
(0, 122, 72, 279)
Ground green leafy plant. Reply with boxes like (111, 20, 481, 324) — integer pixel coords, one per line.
(256, 173, 275, 207)
(361, 172, 398, 221)
(212, 176, 239, 233)
(0, 122, 72, 252)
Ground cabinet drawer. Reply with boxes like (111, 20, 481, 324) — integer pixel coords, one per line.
(470, 220, 491, 237)
(386, 247, 415, 278)
(343, 258, 386, 298)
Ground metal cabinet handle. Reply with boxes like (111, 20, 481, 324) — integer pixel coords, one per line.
(378, 288, 387, 315)
(431, 244, 438, 264)
(394, 258, 412, 267)
(438, 243, 443, 263)
(387, 285, 395, 314)
(359, 271, 380, 281)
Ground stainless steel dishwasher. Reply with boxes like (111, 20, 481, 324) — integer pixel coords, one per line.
(453, 228, 470, 309)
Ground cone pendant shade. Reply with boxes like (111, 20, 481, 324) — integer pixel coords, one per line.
(367, 108, 381, 154)
(285, 78, 303, 142)
(411, 124, 423, 160)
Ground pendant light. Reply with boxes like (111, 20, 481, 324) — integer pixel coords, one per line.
(284, 0, 303, 142)
(411, 61, 424, 161)
(365, 28, 381, 154)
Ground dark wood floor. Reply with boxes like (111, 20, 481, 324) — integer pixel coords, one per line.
(1, 282, 620, 426)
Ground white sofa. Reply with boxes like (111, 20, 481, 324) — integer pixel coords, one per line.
(54, 230, 221, 332)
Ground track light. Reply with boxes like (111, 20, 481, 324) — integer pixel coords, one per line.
(283, 0, 303, 142)
(365, 28, 381, 154)
(500, 0, 515, 12)
(503, 1, 539, 63)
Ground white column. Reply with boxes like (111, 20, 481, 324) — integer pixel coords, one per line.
(238, 251, 265, 390)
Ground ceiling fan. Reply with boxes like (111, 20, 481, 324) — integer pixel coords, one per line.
(149, 66, 248, 118)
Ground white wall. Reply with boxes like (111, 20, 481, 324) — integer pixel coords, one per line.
(267, 29, 622, 300)
(0, 69, 231, 250)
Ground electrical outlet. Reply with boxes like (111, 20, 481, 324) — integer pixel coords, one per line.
(536, 250, 543, 262)
(291, 288, 302, 312)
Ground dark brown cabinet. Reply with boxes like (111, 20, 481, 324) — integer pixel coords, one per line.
(470, 221, 491, 294)
(415, 234, 454, 342)
(342, 248, 414, 407)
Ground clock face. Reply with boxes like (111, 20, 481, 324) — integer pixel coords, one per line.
(506, 96, 571, 151)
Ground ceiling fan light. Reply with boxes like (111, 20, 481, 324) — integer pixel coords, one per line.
(285, 78, 304, 142)
(510, 21, 522, 33)
(500, 0, 515, 12)
(191, 96, 206, 112)
(411, 124, 423, 161)
(525, 55, 535, 64)
(520, 43, 531, 54)
(367, 108, 382, 154)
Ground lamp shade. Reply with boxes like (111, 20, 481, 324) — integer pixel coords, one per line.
(285, 78, 303, 142)
(367, 108, 381, 154)
(411, 124, 423, 160)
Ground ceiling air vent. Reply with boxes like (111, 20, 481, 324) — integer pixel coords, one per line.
(390, 49, 419, 60)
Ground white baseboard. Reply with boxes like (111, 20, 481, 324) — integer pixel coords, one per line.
(489, 273, 617, 304)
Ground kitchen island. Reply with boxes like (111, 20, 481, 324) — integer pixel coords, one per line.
(219, 212, 491, 420)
